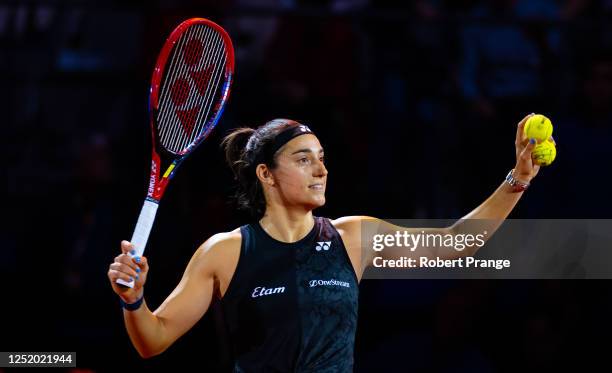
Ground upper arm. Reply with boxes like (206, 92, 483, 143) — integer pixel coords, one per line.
(333, 216, 453, 273)
(151, 231, 240, 349)
(332, 216, 374, 281)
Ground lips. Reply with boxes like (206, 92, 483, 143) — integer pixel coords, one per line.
(309, 183, 325, 190)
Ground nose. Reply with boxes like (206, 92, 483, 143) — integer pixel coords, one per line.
(314, 158, 328, 178)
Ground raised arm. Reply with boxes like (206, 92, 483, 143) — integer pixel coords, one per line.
(449, 113, 547, 249)
(107, 232, 239, 358)
(335, 114, 548, 272)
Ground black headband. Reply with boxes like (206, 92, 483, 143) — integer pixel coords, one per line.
(253, 124, 314, 166)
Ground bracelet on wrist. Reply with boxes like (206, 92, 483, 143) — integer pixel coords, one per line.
(120, 293, 144, 311)
(505, 169, 530, 192)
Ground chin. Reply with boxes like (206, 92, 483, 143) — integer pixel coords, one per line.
(304, 196, 326, 210)
(313, 196, 326, 207)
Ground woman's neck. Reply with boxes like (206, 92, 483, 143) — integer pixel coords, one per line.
(258, 207, 314, 243)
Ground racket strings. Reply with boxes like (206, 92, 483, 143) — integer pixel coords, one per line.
(176, 27, 226, 152)
(157, 26, 194, 137)
(157, 24, 228, 154)
(162, 25, 211, 150)
(180, 27, 226, 152)
(158, 25, 210, 150)
(186, 35, 227, 151)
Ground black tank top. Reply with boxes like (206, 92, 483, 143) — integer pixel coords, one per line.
(220, 216, 359, 372)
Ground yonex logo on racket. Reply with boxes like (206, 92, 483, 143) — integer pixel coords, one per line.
(168, 41, 214, 138)
(315, 241, 332, 251)
(155, 21, 232, 154)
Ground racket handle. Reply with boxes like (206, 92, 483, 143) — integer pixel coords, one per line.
(116, 199, 159, 288)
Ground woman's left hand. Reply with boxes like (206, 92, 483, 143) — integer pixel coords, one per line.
(513, 113, 555, 183)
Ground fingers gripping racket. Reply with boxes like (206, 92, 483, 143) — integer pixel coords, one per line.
(117, 18, 234, 287)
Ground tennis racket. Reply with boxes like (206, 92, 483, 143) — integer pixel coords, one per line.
(116, 18, 234, 288)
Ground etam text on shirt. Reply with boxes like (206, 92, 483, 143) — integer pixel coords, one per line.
(251, 286, 285, 298)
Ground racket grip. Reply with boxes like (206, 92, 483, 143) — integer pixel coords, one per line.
(116, 199, 159, 288)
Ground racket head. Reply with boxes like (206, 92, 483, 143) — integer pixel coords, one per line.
(150, 18, 234, 157)
(146, 18, 234, 200)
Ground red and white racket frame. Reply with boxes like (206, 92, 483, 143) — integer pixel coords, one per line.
(117, 18, 234, 288)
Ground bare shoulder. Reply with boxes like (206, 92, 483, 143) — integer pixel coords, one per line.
(199, 228, 242, 251)
(191, 228, 242, 271)
(331, 215, 376, 236)
(186, 228, 242, 297)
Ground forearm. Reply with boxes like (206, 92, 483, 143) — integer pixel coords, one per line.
(123, 299, 169, 358)
(461, 179, 523, 221)
(447, 179, 525, 257)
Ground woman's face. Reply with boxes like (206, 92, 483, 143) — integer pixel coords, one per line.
(271, 134, 328, 209)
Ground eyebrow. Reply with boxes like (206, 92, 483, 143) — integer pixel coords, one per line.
(290, 148, 324, 155)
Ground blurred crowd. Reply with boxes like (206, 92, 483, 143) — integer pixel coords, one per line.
(3, 0, 612, 371)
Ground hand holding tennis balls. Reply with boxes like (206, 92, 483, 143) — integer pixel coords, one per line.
(514, 113, 557, 185)
(523, 114, 556, 166)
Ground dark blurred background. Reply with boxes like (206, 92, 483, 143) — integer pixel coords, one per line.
(2, 0, 612, 371)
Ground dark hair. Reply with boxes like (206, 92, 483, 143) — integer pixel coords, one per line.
(221, 118, 304, 218)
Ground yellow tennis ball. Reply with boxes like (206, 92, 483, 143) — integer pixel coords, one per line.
(532, 140, 556, 166)
(524, 114, 553, 142)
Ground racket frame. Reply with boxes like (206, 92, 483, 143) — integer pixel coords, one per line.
(116, 18, 234, 288)
(149, 17, 234, 200)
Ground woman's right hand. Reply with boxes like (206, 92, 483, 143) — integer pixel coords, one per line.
(107, 240, 149, 303)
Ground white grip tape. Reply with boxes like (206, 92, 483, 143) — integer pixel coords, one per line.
(116, 199, 159, 288)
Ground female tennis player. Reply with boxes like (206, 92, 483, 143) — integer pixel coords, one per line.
(108, 114, 544, 371)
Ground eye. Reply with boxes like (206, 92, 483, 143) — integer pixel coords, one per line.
(319, 156, 325, 163)
(298, 157, 310, 164)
